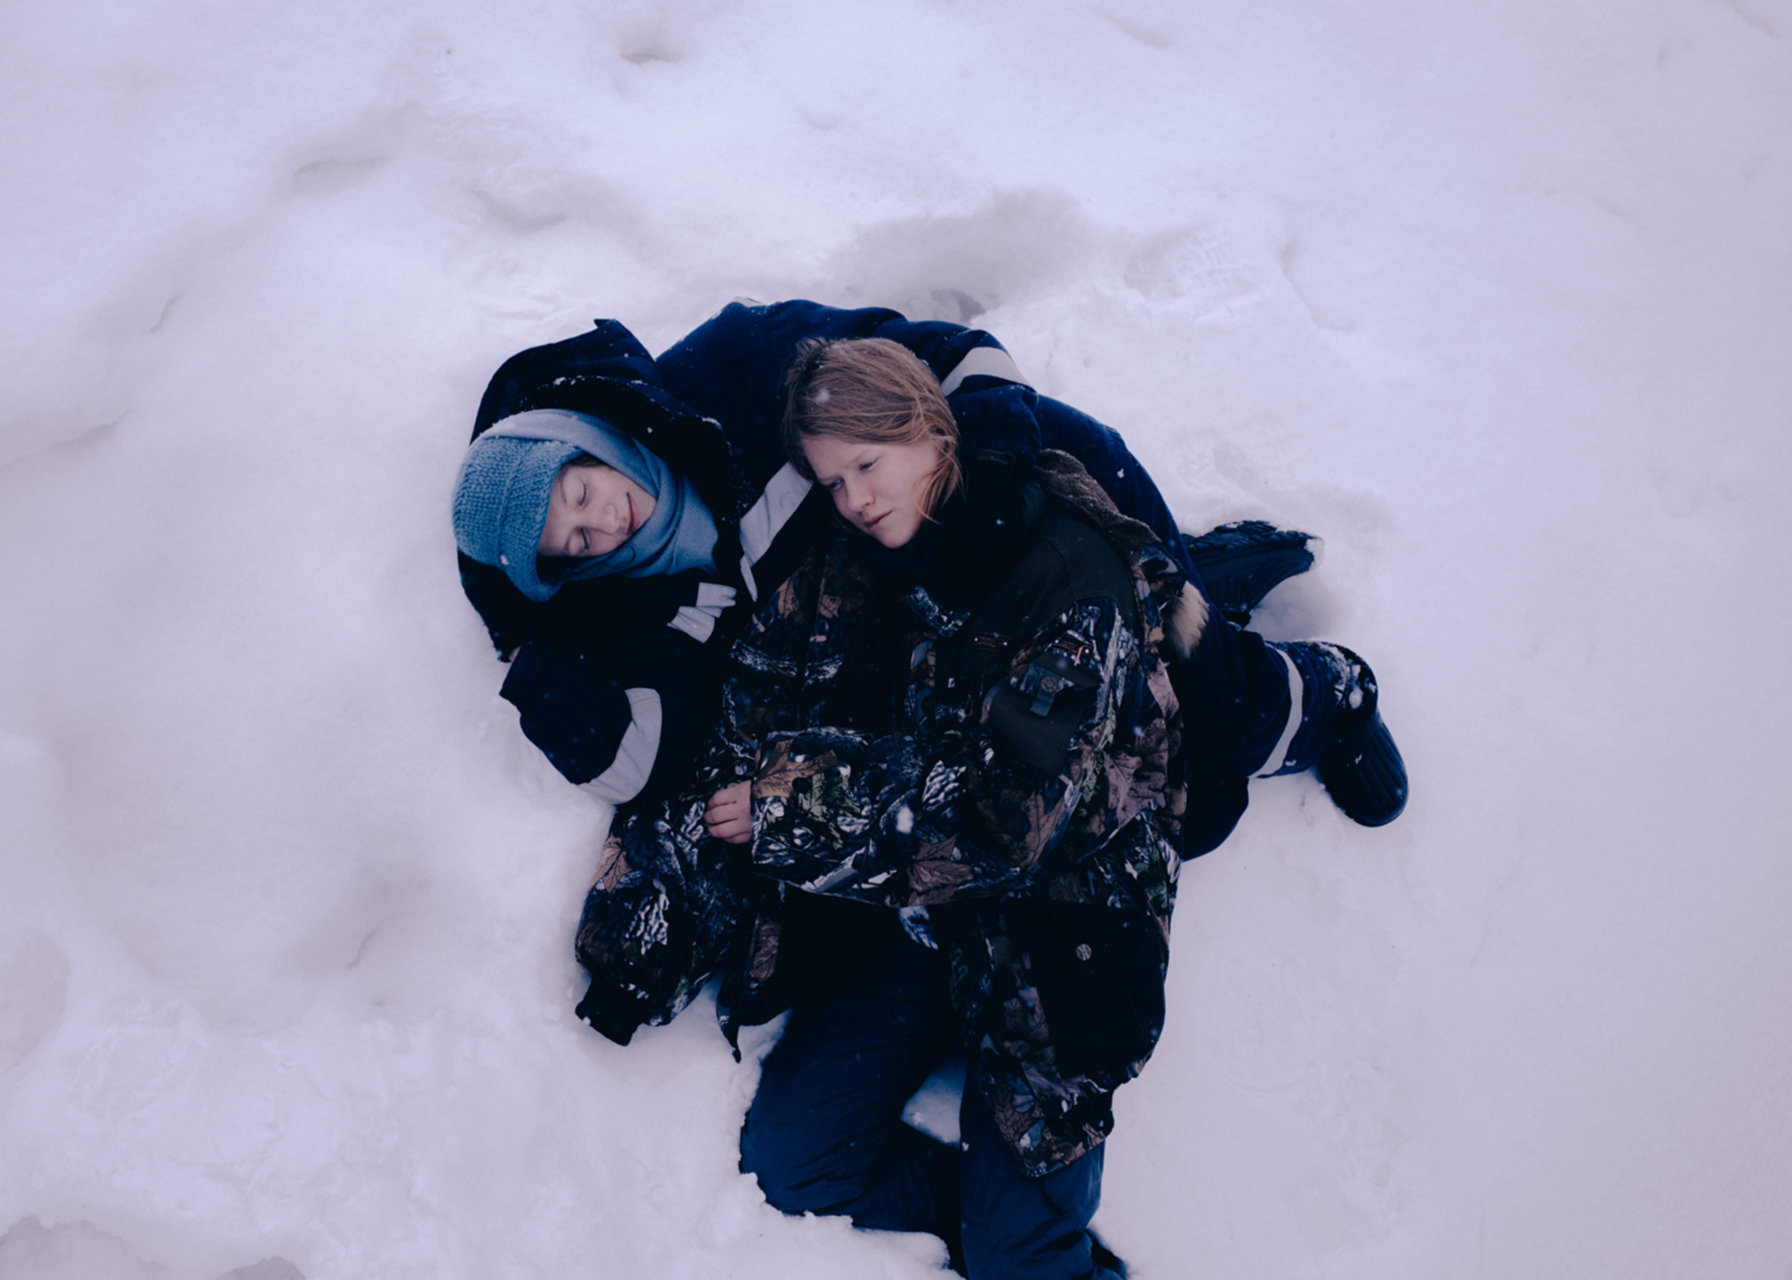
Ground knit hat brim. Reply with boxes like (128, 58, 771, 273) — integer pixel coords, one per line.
(452, 434, 582, 602)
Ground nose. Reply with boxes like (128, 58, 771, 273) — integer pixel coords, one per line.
(842, 477, 873, 512)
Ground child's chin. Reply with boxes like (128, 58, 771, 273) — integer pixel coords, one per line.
(874, 518, 921, 548)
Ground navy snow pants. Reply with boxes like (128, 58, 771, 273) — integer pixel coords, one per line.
(739, 919, 1120, 1280)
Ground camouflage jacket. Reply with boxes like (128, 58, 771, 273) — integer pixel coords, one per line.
(577, 452, 1186, 1175)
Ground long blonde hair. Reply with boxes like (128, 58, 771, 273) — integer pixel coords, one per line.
(781, 337, 962, 522)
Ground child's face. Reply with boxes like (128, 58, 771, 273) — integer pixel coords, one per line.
(802, 434, 940, 549)
(538, 462, 656, 558)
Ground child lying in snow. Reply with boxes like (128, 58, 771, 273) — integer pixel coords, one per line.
(555, 334, 1400, 1277)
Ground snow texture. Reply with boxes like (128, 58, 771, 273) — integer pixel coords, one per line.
(2, 0, 1790, 1277)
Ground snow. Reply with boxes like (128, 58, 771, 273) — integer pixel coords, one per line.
(2, 0, 1789, 1276)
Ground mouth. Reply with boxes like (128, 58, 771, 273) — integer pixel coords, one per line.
(626, 494, 638, 535)
(863, 511, 887, 530)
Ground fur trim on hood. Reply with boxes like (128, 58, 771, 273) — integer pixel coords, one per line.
(1033, 449, 1207, 658)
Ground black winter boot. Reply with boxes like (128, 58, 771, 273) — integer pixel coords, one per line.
(1183, 520, 1316, 626)
(1308, 643, 1408, 827)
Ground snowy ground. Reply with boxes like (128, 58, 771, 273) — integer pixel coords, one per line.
(3, 1, 1790, 1277)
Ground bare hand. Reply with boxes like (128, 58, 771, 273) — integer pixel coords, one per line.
(704, 781, 753, 844)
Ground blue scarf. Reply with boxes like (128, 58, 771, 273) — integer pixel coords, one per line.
(483, 409, 718, 581)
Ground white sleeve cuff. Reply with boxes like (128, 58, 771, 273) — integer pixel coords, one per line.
(578, 687, 664, 805)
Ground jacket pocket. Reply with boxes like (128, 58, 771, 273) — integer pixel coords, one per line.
(987, 631, 1103, 776)
(1007, 900, 1167, 1079)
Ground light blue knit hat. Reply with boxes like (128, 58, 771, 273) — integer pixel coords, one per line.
(451, 433, 582, 602)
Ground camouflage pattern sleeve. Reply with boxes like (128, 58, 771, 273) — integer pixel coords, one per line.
(573, 791, 748, 1042)
(746, 596, 1158, 907)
